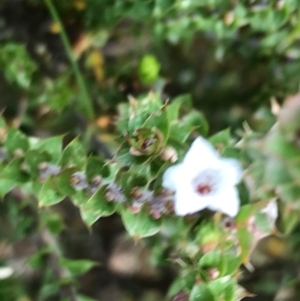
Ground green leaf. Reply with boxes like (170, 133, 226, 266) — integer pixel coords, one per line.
(59, 258, 98, 276)
(235, 203, 261, 222)
(80, 209, 101, 226)
(278, 203, 299, 234)
(196, 221, 221, 246)
(167, 101, 182, 121)
(209, 129, 230, 149)
(172, 94, 193, 110)
(39, 177, 64, 206)
(277, 183, 300, 203)
(222, 147, 242, 160)
(168, 276, 191, 297)
(183, 111, 209, 136)
(116, 145, 149, 165)
(237, 226, 253, 263)
(0, 43, 36, 89)
(138, 54, 160, 84)
(190, 283, 215, 301)
(121, 209, 161, 238)
(128, 110, 150, 135)
(169, 123, 192, 143)
(24, 150, 51, 178)
(37, 136, 63, 163)
(85, 156, 109, 180)
(167, 279, 185, 297)
(4, 128, 29, 155)
(199, 249, 221, 269)
(265, 130, 299, 160)
(222, 253, 241, 276)
(2, 157, 30, 183)
(0, 179, 15, 197)
(80, 187, 116, 226)
(264, 158, 293, 186)
(208, 277, 235, 301)
(60, 138, 86, 168)
(27, 247, 50, 269)
(182, 271, 199, 291)
(143, 109, 169, 140)
(43, 212, 64, 234)
(52, 168, 78, 197)
(237, 182, 250, 206)
(117, 171, 148, 196)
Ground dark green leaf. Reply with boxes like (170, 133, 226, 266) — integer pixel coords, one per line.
(27, 247, 50, 269)
(85, 156, 109, 180)
(43, 212, 64, 234)
(25, 150, 51, 178)
(121, 209, 161, 238)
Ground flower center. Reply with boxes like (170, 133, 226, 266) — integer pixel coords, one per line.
(196, 184, 212, 195)
(192, 169, 220, 196)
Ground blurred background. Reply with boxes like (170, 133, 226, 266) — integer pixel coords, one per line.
(0, 0, 300, 300)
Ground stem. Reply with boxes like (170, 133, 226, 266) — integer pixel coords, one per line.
(41, 228, 79, 301)
(43, 0, 94, 119)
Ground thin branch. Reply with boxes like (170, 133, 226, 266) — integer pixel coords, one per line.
(43, 0, 94, 120)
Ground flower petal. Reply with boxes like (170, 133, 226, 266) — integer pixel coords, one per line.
(174, 185, 210, 216)
(219, 158, 243, 186)
(207, 187, 240, 217)
(162, 164, 183, 191)
(183, 137, 220, 171)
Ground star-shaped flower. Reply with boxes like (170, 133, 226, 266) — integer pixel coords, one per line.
(162, 136, 242, 217)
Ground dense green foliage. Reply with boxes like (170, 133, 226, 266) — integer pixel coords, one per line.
(1, 0, 300, 300)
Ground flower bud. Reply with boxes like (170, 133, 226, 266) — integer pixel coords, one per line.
(160, 146, 178, 162)
(128, 127, 164, 157)
(38, 162, 61, 180)
(70, 172, 89, 191)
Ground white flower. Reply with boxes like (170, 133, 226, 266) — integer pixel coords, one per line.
(162, 136, 242, 217)
(0, 266, 13, 279)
